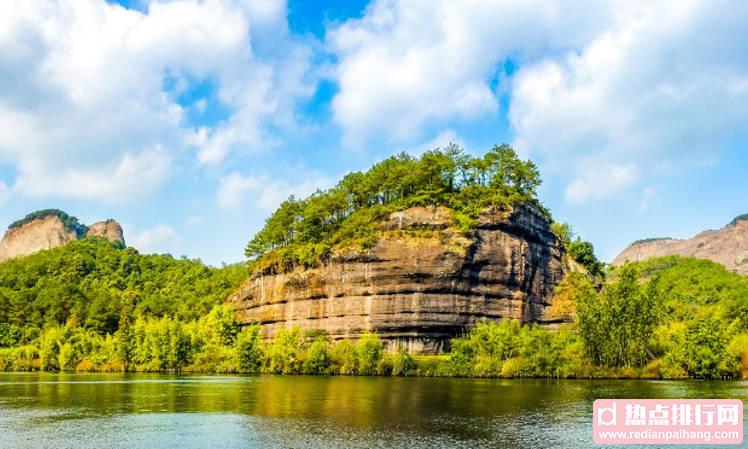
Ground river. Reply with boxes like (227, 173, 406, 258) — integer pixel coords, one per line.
(0, 373, 745, 448)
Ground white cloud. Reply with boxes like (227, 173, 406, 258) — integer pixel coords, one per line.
(404, 129, 465, 156)
(129, 223, 178, 254)
(0, 0, 314, 201)
(565, 161, 638, 203)
(509, 1, 748, 202)
(217, 171, 335, 211)
(327, 0, 619, 147)
(217, 172, 261, 210)
(330, 0, 748, 201)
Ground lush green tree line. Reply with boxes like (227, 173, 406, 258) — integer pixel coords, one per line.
(0, 239, 246, 345)
(246, 145, 546, 273)
(0, 222, 745, 378)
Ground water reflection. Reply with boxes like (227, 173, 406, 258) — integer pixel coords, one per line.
(0, 373, 745, 449)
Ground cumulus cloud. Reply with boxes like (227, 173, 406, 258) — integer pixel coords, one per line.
(217, 171, 334, 211)
(329, 0, 748, 202)
(0, 0, 314, 201)
(326, 0, 618, 147)
(129, 223, 178, 254)
(509, 1, 748, 201)
(565, 161, 639, 203)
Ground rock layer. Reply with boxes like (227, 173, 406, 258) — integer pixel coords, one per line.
(0, 215, 125, 263)
(230, 205, 567, 353)
(611, 218, 748, 275)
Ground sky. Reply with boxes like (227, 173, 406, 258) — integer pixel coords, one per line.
(0, 0, 746, 266)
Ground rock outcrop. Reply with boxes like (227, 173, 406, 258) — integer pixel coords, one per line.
(611, 216, 748, 275)
(85, 220, 125, 243)
(230, 205, 567, 353)
(0, 212, 125, 263)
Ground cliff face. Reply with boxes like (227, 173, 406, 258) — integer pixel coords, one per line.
(612, 218, 748, 275)
(86, 220, 125, 243)
(230, 205, 567, 353)
(0, 215, 125, 263)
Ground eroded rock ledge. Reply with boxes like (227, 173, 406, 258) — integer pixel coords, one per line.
(230, 205, 566, 353)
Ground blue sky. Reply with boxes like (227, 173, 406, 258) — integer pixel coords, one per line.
(0, 0, 746, 265)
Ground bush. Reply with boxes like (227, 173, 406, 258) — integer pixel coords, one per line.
(236, 325, 263, 373)
(355, 333, 384, 376)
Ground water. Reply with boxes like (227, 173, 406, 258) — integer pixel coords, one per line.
(0, 373, 745, 449)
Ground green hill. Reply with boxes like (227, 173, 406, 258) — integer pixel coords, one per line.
(0, 239, 245, 345)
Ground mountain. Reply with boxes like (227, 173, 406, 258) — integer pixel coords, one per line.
(0, 209, 124, 263)
(232, 204, 569, 354)
(611, 215, 748, 275)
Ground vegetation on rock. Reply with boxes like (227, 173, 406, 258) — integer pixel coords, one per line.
(8, 209, 88, 237)
(731, 213, 748, 225)
(630, 237, 673, 245)
(246, 144, 546, 273)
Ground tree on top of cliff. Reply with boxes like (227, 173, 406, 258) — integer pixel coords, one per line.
(731, 213, 748, 225)
(246, 144, 544, 272)
(8, 209, 87, 237)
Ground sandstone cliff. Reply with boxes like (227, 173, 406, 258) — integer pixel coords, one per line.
(85, 220, 125, 243)
(0, 211, 125, 263)
(230, 205, 567, 353)
(611, 216, 748, 275)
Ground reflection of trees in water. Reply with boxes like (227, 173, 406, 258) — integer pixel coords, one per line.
(2, 374, 746, 448)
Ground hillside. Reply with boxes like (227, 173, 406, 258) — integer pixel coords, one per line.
(611, 215, 748, 275)
(0, 209, 125, 263)
(0, 239, 245, 338)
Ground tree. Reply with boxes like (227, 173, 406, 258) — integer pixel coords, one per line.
(236, 325, 263, 373)
(116, 292, 137, 371)
(576, 264, 661, 367)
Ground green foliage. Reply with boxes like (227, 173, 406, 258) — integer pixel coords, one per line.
(263, 327, 305, 374)
(551, 222, 604, 277)
(247, 144, 545, 273)
(568, 240, 605, 277)
(0, 239, 246, 336)
(8, 209, 87, 236)
(390, 346, 417, 376)
(303, 337, 334, 375)
(730, 213, 748, 225)
(236, 325, 263, 373)
(576, 264, 661, 367)
(446, 321, 585, 378)
(355, 332, 384, 375)
(631, 237, 672, 245)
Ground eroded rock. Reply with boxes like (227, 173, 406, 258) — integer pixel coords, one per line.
(230, 205, 567, 353)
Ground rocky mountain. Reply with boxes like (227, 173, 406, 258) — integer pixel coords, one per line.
(611, 215, 748, 275)
(0, 210, 124, 263)
(230, 205, 568, 354)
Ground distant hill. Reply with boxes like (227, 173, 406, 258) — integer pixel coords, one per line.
(612, 214, 748, 275)
(0, 209, 124, 263)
